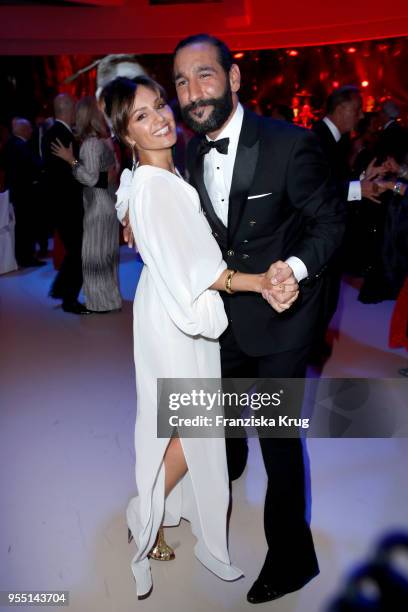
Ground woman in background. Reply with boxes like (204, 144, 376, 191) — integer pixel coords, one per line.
(52, 96, 122, 313)
(375, 164, 408, 375)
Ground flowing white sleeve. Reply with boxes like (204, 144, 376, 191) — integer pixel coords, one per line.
(130, 173, 228, 339)
(115, 168, 132, 222)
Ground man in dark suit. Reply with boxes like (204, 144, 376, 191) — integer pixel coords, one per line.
(313, 86, 384, 201)
(173, 34, 345, 604)
(311, 86, 381, 359)
(42, 94, 90, 315)
(4, 117, 45, 268)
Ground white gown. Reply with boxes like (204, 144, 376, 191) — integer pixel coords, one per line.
(116, 165, 242, 596)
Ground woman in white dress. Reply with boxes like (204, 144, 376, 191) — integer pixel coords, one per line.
(106, 76, 274, 599)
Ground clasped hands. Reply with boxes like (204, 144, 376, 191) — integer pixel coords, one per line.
(260, 261, 299, 313)
(360, 157, 407, 203)
(360, 158, 388, 203)
(121, 212, 299, 313)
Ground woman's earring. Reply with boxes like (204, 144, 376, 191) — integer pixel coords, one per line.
(131, 146, 137, 177)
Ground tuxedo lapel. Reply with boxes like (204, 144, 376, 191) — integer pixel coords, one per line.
(228, 110, 260, 240)
(191, 143, 228, 246)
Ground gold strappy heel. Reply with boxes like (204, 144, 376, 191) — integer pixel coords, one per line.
(148, 527, 175, 561)
(128, 526, 175, 561)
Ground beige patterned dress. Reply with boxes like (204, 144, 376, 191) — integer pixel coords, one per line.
(73, 136, 121, 311)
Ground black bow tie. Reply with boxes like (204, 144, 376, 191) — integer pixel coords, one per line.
(197, 137, 230, 156)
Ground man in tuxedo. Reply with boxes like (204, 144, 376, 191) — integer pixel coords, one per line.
(173, 34, 345, 604)
(42, 94, 91, 314)
(311, 86, 382, 359)
(4, 118, 45, 268)
(313, 86, 382, 201)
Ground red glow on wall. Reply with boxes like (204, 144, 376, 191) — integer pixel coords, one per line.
(332, 81, 340, 88)
(347, 47, 357, 53)
(233, 52, 245, 59)
(287, 50, 299, 56)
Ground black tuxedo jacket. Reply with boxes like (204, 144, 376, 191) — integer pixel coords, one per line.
(4, 136, 41, 206)
(187, 109, 345, 356)
(312, 120, 352, 199)
(42, 121, 83, 224)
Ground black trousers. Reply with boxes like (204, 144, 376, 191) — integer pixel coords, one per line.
(50, 212, 83, 304)
(220, 326, 319, 589)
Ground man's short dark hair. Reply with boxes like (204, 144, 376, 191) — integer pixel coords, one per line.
(326, 85, 361, 114)
(174, 33, 233, 75)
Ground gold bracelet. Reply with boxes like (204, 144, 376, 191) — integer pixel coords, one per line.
(225, 269, 237, 294)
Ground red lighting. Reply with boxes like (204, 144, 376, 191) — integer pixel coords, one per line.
(287, 50, 299, 57)
(347, 47, 357, 54)
(332, 81, 339, 88)
(361, 80, 369, 88)
(233, 52, 244, 59)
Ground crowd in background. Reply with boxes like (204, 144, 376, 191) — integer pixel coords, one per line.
(0, 84, 407, 356)
(0, 93, 122, 314)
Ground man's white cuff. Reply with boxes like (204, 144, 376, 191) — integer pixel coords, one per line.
(285, 256, 308, 282)
(348, 180, 362, 201)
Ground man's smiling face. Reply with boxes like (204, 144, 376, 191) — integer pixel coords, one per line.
(173, 41, 239, 136)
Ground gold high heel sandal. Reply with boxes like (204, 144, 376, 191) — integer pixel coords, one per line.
(127, 526, 175, 561)
(148, 526, 175, 561)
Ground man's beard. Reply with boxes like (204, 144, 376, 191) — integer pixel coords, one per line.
(180, 84, 233, 135)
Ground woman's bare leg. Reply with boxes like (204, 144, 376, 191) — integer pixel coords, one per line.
(164, 436, 188, 497)
(148, 436, 187, 561)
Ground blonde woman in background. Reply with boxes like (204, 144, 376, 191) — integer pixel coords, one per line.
(52, 96, 122, 313)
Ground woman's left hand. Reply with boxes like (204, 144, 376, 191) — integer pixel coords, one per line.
(51, 138, 75, 164)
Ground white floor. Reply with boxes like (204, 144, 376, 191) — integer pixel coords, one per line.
(0, 249, 407, 612)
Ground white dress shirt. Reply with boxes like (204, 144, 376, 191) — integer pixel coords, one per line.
(203, 103, 244, 227)
(323, 116, 361, 201)
(203, 103, 307, 282)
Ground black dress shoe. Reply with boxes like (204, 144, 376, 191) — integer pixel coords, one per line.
(247, 578, 308, 604)
(62, 301, 93, 315)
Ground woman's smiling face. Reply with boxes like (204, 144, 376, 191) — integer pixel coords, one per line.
(126, 85, 177, 153)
